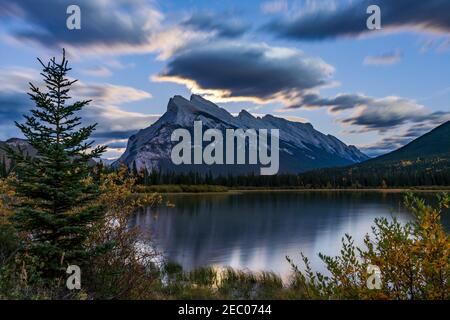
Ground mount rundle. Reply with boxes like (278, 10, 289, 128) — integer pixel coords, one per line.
(113, 94, 368, 174)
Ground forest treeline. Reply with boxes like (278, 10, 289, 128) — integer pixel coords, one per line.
(3, 148, 450, 188)
(127, 156, 450, 188)
(4, 157, 446, 188)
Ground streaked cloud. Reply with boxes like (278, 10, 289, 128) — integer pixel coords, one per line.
(0, 0, 212, 60)
(71, 81, 152, 105)
(360, 134, 414, 157)
(153, 41, 334, 106)
(82, 105, 159, 139)
(0, 92, 29, 125)
(290, 93, 372, 112)
(0, 67, 158, 143)
(340, 97, 445, 132)
(363, 50, 402, 66)
(279, 115, 310, 123)
(287, 90, 450, 133)
(265, 0, 450, 41)
(360, 123, 441, 156)
(181, 12, 248, 39)
(80, 66, 113, 77)
(261, 0, 289, 14)
(0, 0, 159, 54)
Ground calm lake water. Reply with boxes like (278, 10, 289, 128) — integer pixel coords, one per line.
(130, 191, 450, 280)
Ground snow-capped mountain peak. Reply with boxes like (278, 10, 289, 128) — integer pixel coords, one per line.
(113, 95, 369, 174)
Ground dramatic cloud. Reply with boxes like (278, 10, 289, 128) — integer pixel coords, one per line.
(99, 139, 129, 150)
(360, 123, 443, 156)
(360, 133, 415, 157)
(363, 50, 402, 66)
(153, 41, 334, 105)
(71, 81, 152, 105)
(81, 104, 159, 139)
(342, 98, 450, 132)
(0, 68, 39, 125)
(0, 0, 210, 59)
(266, 0, 450, 40)
(288, 91, 450, 133)
(0, 92, 29, 125)
(181, 12, 248, 39)
(293, 93, 372, 112)
(0, 0, 158, 51)
(0, 67, 159, 143)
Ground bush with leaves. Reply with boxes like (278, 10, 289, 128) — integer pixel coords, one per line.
(288, 193, 449, 300)
(82, 165, 163, 299)
(0, 177, 19, 271)
(0, 166, 163, 299)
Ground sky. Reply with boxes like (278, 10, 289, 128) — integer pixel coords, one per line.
(0, 0, 449, 159)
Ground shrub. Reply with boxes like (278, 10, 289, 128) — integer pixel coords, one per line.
(288, 193, 449, 300)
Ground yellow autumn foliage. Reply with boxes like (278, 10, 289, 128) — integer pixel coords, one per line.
(0, 176, 16, 225)
(288, 193, 449, 300)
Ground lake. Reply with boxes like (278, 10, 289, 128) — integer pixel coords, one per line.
(130, 191, 450, 280)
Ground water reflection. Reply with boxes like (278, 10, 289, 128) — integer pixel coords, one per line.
(130, 191, 447, 280)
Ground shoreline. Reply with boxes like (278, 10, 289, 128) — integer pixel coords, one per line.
(149, 187, 450, 195)
(233, 188, 450, 193)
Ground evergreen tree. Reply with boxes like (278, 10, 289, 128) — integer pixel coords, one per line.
(5, 50, 107, 276)
(0, 155, 6, 178)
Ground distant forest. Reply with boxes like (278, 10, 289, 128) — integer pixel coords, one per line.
(130, 155, 450, 188)
(3, 154, 450, 188)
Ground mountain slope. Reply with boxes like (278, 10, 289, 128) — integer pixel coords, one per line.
(298, 121, 450, 187)
(114, 94, 368, 174)
(0, 138, 37, 173)
(0, 138, 98, 173)
(368, 121, 450, 163)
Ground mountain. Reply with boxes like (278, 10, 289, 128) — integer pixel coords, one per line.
(0, 138, 37, 170)
(0, 138, 97, 174)
(0, 138, 36, 162)
(299, 121, 450, 187)
(113, 94, 368, 174)
(367, 121, 450, 164)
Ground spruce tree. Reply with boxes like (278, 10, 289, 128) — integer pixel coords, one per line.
(6, 50, 107, 276)
(0, 155, 6, 178)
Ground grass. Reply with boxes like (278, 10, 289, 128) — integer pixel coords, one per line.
(156, 262, 299, 300)
(136, 184, 229, 193)
(137, 184, 450, 194)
